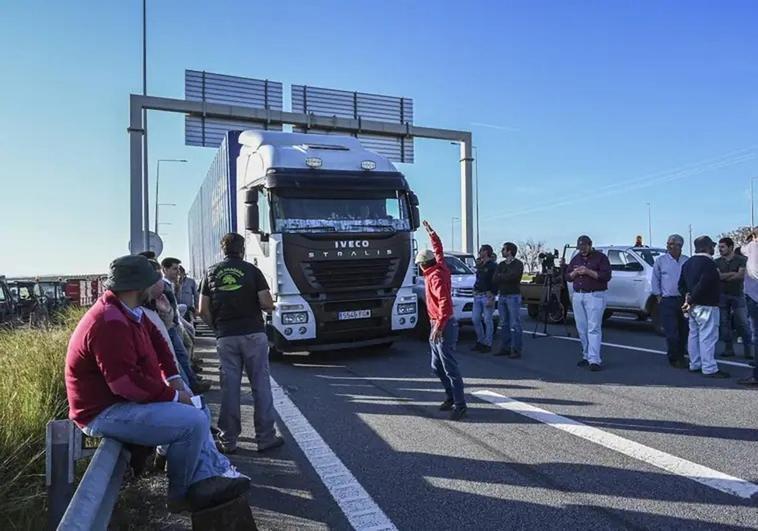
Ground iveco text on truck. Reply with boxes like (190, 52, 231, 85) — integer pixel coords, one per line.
(188, 131, 421, 353)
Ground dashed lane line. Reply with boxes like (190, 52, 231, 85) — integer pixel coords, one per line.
(473, 389, 758, 500)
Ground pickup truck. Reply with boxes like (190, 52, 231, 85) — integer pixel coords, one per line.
(0, 276, 18, 327)
(565, 245, 666, 333)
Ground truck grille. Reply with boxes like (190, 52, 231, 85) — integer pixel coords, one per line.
(303, 259, 398, 291)
(454, 287, 474, 298)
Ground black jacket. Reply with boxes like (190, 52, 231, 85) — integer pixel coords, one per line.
(493, 258, 524, 296)
(474, 259, 498, 295)
(678, 255, 720, 307)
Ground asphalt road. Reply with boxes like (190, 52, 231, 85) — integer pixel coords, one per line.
(197, 313, 758, 530)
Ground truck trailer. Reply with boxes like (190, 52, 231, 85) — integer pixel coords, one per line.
(188, 130, 421, 353)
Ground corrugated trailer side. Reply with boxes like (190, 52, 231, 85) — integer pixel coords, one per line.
(187, 131, 242, 277)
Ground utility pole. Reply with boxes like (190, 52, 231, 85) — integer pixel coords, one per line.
(688, 224, 693, 256)
(473, 145, 480, 250)
(141, 0, 150, 251)
(154, 159, 187, 236)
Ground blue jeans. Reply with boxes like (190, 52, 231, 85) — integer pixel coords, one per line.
(430, 319, 466, 408)
(719, 293, 751, 348)
(83, 401, 220, 501)
(497, 294, 523, 352)
(746, 296, 758, 377)
(659, 296, 688, 361)
(170, 326, 198, 387)
(472, 294, 495, 347)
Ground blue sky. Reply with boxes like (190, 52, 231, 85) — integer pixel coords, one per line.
(1, 0, 757, 276)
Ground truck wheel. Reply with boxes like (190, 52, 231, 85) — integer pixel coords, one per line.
(527, 304, 539, 319)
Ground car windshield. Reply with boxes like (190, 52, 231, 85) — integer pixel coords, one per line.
(272, 192, 411, 234)
(445, 256, 473, 275)
(633, 248, 666, 266)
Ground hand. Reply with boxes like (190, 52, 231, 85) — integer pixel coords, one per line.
(422, 220, 434, 235)
(656, 295, 662, 304)
(168, 378, 186, 392)
(177, 390, 194, 405)
(430, 323, 443, 343)
(575, 266, 587, 276)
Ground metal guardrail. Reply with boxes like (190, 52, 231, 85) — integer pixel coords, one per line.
(45, 420, 131, 531)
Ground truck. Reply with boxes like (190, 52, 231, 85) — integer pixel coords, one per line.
(188, 130, 421, 354)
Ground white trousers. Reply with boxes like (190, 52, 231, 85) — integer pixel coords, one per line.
(572, 291, 607, 364)
(688, 305, 720, 375)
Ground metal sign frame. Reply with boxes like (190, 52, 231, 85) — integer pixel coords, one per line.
(128, 94, 473, 253)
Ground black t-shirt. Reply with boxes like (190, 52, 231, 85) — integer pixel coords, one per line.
(200, 257, 270, 338)
(715, 254, 747, 297)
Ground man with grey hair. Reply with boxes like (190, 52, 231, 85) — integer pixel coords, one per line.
(652, 234, 689, 368)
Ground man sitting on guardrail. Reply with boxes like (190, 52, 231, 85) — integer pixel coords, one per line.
(65, 255, 250, 513)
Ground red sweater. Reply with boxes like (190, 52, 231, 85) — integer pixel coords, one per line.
(65, 291, 180, 427)
(423, 232, 454, 329)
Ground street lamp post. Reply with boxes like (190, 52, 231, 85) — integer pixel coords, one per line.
(472, 145, 479, 250)
(141, 0, 149, 251)
(154, 159, 187, 236)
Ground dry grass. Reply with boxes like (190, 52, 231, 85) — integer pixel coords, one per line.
(0, 309, 85, 530)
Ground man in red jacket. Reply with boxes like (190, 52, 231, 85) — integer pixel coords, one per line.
(65, 255, 249, 512)
(417, 221, 467, 420)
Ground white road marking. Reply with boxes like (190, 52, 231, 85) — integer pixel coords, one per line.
(525, 331, 754, 369)
(270, 377, 397, 531)
(473, 389, 758, 499)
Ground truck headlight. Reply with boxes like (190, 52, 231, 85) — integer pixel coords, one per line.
(282, 311, 308, 324)
(397, 303, 417, 315)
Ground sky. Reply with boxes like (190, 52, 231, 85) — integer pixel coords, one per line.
(1, 0, 757, 276)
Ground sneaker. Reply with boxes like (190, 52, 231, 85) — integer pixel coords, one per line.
(257, 435, 285, 453)
(449, 407, 468, 421)
(589, 363, 602, 372)
(737, 376, 758, 387)
(508, 349, 521, 359)
(439, 398, 454, 411)
(187, 476, 251, 512)
(688, 367, 701, 373)
(222, 466, 251, 481)
(577, 359, 590, 367)
(216, 441, 238, 455)
(152, 452, 167, 473)
(703, 370, 730, 379)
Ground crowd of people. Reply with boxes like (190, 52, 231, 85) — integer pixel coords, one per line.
(64, 233, 282, 514)
(454, 228, 758, 386)
(61, 223, 758, 514)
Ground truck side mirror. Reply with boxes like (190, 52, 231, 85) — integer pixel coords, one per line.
(244, 189, 260, 233)
(408, 192, 420, 230)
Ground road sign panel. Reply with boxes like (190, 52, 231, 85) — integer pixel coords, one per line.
(184, 70, 283, 147)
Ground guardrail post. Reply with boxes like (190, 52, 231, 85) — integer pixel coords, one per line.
(46, 420, 76, 531)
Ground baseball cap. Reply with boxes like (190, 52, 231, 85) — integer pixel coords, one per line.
(577, 235, 592, 246)
(415, 249, 435, 265)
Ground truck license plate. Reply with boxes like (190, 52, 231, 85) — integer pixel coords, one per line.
(338, 310, 371, 320)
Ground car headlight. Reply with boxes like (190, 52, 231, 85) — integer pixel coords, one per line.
(282, 311, 308, 324)
(397, 303, 417, 315)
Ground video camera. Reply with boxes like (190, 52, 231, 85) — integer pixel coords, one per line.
(538, 249, 560, 274)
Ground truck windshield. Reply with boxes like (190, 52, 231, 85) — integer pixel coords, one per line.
(272, 193, 411, 233)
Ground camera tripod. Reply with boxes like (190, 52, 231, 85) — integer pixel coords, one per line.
(531, 269, 572, 339)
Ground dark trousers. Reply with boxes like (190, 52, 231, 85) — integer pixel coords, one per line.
(660, 296, 688, 362)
